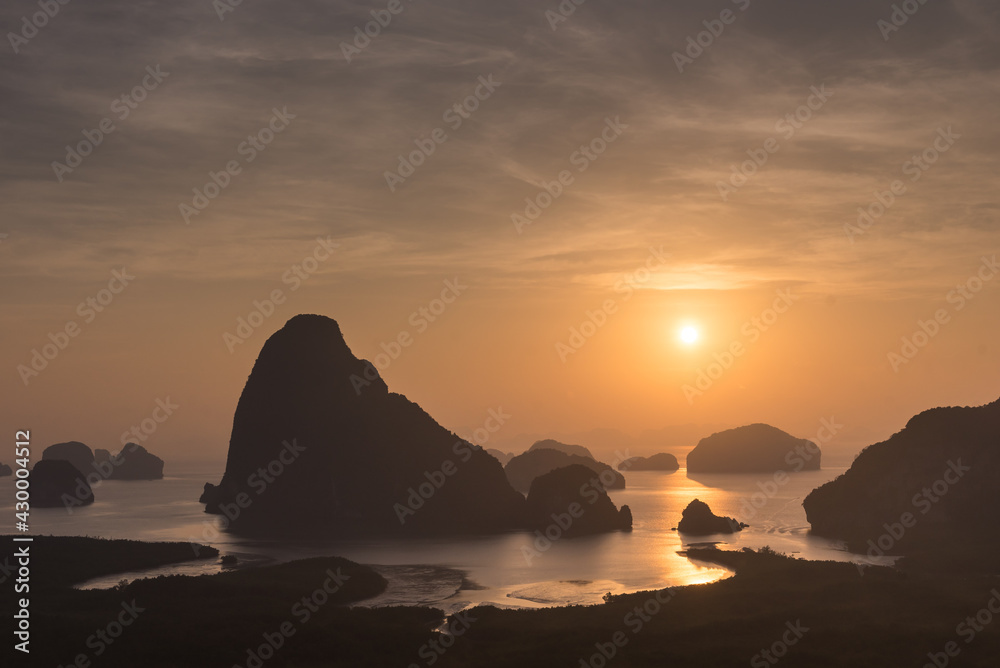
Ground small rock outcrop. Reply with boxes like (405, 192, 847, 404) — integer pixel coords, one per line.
(41, 441, 95, 476)
(677, 499, 746, 535)
(686, 424, 820, 473)
(0, 463, 12, 477)
(527, 439, 595, 460)
(29, 460, 94, 508)
(505, 448, 625, 494)
(108, 444, 165, 480)
(526, 465, 632, 536)
(619, 453, 679, 471)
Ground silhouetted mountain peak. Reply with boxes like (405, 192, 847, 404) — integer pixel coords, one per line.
(203, 314, 528, 536)
(279, 313, 349, 348)
(249, 314, 388, 397)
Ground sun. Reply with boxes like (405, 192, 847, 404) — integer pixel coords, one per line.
(679, 326, 699, 345)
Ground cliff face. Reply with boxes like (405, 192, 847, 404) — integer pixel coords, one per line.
(804, 398, 1000, 549)
(201, 314, 527, 536)
(686, 424, 820, 473)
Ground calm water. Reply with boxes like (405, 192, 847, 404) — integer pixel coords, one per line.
(0, 466, 887, 611)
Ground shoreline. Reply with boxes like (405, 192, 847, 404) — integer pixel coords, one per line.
(9, 534, 1000, 667)
(70, 543, 736, 611)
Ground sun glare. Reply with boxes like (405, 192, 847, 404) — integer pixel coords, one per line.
(680, 326, 699, 345)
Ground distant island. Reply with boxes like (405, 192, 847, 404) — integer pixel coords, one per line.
(504, 448, 625, 493)
(23, 440, 168, 511)
(527, 438, 595, 460)
(42, 440, 165, 481)
(41, 441, 95, 475)
(619, 453, 679, 471)
(804, 396, 1000, 552)
(0, 462, 11, 476)
(97, 444, 165, 480)
(686, 424, 821, 473)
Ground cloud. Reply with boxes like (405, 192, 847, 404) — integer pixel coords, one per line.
(0, 0, 996, 300)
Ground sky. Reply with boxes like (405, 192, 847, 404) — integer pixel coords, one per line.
(2, 0, 998, 466)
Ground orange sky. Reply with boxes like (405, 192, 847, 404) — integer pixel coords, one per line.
(2, 0, 998, 466)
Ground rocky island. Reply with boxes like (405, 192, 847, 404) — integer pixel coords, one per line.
(686, 424, 820, 473)
(102, 443, 165, 480)
(619, 453, 680, 471)
(504, 448, 625, 494)
(41, 441, 166, 481)
(42, 441, 96, 476)
(29, 459, 94, 507)
(526, 464, 632, 535)
(677, 499, 747, 535)
(527, 439, 595, 459)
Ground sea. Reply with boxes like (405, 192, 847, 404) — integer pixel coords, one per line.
(0, 464, 889, 613)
